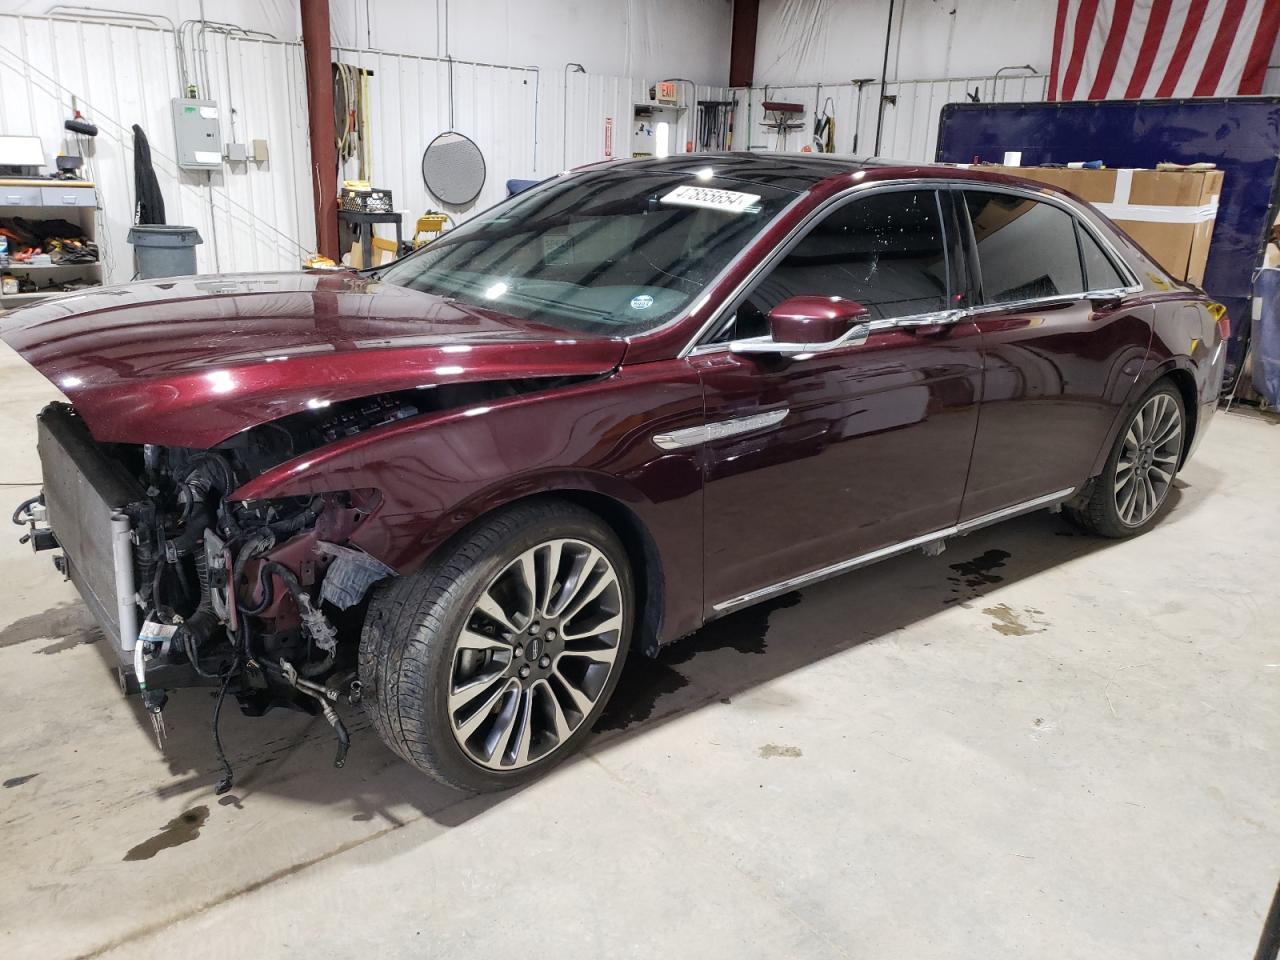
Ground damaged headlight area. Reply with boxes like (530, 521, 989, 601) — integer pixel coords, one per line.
(16, 401, 403, 791)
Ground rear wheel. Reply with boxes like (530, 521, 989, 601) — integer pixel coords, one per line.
(359, 500, 633, 792)
(1067, 381, 1185, 538)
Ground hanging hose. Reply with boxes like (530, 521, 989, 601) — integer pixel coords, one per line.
(11, 494, 41, 526)
(235, 530, 277, 616)
(258, 561, 338, 677)
(211, 652, 241, 794)
(278, 658, 350, 768)
(178, 549, 222, 679)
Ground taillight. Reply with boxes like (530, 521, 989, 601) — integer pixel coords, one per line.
(1209, 302, 1230, 341)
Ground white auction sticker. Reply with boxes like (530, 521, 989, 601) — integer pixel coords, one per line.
(660, 185, 760, 213)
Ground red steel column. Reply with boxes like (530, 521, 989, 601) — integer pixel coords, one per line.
(729, 0, 760, 89)
(300, 0, 338, 260)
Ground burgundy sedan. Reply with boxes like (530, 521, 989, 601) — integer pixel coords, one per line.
(4, 155, 1226, 791)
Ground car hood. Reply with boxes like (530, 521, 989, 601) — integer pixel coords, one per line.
(0, 271, 626, 447)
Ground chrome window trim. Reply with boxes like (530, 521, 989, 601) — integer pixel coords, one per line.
(680, 176, 1144, 359)
(710, 486, 1075, 613)
(725, 308, 970, 358)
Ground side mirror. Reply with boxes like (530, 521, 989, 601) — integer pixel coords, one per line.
(733, 295, 870, 355)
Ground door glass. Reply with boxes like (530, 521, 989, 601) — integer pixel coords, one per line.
(717, 189, 949, 340)
(964, 191, 1085, 304)
(1078, 224, 1128, 291)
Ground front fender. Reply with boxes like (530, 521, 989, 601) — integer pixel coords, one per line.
(231, 361, 708, 643)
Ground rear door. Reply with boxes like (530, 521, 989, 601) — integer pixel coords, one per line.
(955, 188, 1153, 520)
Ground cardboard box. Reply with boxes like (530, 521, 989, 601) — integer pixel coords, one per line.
(984, 166, 1223, 285)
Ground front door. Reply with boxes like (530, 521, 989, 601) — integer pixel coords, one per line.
(689, 187, 984, 612)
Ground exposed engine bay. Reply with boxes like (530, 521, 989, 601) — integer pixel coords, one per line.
(13, 378, 572, 792)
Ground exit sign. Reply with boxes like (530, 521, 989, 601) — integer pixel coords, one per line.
(656, 81, 678, 104)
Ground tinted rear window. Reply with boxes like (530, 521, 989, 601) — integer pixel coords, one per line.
(964, 191, 1084, 304)
(1078, 224, 1128, 291)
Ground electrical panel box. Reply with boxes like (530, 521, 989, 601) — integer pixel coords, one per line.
(224, 142, 247, 163)
(251, 139, 269, 163)
(171, 98, 222, 170)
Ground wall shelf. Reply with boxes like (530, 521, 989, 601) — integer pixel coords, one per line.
(0, 262, 100, 271)
(0, 180, 100, 310)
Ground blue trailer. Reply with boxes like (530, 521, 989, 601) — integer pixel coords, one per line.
(935, 97, 1280, 386)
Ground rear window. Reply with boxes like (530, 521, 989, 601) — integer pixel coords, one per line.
(964, 191, 1085, 304)
(1078, 224, 1129, 291)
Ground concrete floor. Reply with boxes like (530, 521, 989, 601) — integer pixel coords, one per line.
(0, 343, 1277, 960)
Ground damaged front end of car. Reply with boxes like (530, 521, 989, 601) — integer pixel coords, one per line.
(14, 396, 416, 792)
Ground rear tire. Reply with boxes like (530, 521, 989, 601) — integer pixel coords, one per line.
(1066, 380, 1185, 538)
(359, 500, 633, 792)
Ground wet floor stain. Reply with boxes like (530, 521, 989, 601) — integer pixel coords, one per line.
(949, 549, 1011, 587)
(758, 743, 802, 759)
(35, 628, 100, 655)
(593, 656, 689, 733)
(983, 603, 1047, 637)
(945, 549, 1012, 603)
(123, 806, 209, 862)
(594, 592, 803, 734)
(3, 773, 38, 788)
(0, 602, 98, 650)
(665, 591, 803, 664)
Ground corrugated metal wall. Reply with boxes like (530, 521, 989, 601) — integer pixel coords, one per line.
(0, 12, 1047, 286)
(0, 14, 313, 283)
(0, 13, 735, 282)
(198, 33, 316, 275)
(731, 73, 1049, 161)
(332, 47, 539, 224)
(560, 73, 734, 170)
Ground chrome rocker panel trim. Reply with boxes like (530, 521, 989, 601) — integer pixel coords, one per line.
(711, 487, 1075, 613)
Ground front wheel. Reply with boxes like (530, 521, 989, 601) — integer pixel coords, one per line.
(359, 500, 633, 791)
(1067, 380, 1186, 538)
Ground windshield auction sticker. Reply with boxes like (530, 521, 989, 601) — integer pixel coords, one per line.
(660, 185, 761, 213)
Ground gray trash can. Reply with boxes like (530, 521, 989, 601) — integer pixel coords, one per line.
(127, 224, 203, 279)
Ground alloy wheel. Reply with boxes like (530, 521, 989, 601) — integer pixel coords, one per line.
(1114, 392, 1183, 527)
(446, 538, 625, 770)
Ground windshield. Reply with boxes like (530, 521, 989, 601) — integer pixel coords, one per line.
(378, 167, 798, 336)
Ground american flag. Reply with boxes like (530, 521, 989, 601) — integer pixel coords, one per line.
(1047, 0, 1280, 101)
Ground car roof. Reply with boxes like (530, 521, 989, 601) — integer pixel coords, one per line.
(604, 152, 1077, 198)
(603, 152, 890, 191)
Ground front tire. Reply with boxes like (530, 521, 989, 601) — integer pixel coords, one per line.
(1067, 380, 1186, 538)
(359, 500, 633, 792)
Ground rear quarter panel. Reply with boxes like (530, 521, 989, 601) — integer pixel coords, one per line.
(1146, 297, 1225, 461)
(1086, 295, 1225, 475)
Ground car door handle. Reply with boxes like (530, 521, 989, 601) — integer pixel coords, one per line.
(895, 309, 967, 328)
